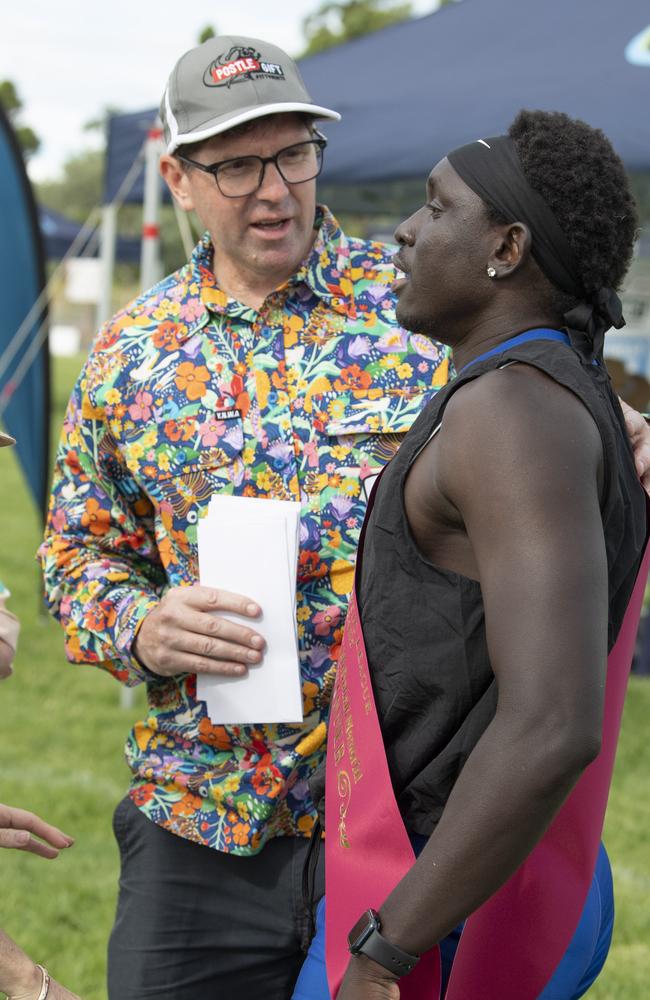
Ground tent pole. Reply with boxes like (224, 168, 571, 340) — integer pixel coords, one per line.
(140, 128, 164, 293)
(96, 203, 117, 329)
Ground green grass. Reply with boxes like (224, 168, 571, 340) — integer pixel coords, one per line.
(1, 355, 649, 998)
(1, 354, 145, 999)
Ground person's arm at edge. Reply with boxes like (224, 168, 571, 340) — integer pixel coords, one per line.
(340, 368, 609, 990)
(0, 928, 81, 1000)
(0, 930, 46, 1000)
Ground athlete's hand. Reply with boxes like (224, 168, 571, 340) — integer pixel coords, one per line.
(133, 584, 266, 678)
(337, 959, 400, 1000)
(0, 804, 74, 859)
(619, 397, 650, 493)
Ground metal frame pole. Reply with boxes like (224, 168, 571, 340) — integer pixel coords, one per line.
(140, 127, 164, 292)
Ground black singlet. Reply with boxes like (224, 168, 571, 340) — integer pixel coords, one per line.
(357, 335, 647, 837)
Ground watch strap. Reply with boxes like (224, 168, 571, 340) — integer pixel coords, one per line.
(357, 926, 420, 977)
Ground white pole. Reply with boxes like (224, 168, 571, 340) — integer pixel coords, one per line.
(120, 685, 137, 711)
(96, 204, 118, 329)
(140, 126, 164, 292)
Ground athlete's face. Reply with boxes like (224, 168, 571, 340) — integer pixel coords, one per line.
(392, 158, 497, 340)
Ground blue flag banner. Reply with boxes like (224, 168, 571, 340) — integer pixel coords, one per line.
(0, 105, 50, 518)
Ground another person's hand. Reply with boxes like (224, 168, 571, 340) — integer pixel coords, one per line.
(0, 599, 19, 679)
(0, 637, 14, 679)
(6, 966, 82, 1000)
(0, 932, 82, 1000)
(337, 959, 400, 1000)
(0, 804, 74, 859)
(4, 967, 82, 1000)
(620, 398, 650, 493)
(133, 584, 266, 678)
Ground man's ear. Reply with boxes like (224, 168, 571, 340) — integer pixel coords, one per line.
(159, 154, 195, 211)
(488, 222, 532, 279)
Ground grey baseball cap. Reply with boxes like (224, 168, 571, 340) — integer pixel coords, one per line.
(161, 36, 341, 154)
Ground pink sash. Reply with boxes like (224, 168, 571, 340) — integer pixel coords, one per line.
(326, 524, 650, 998)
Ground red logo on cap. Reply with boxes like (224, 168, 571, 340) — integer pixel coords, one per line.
(204, 46, 285, 88)
(211, 57, 261, 83)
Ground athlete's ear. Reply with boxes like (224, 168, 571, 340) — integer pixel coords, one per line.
(488, 222, 531, 279)
(160, 154, 195, 212)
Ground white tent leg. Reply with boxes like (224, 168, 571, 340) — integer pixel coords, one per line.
(96, 204, 117, 330)
(140, 128, 164, 292)
(120, 686, 136, 710)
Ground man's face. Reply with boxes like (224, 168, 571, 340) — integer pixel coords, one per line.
(171, 115, 318, 288)
(392, 157, 495, 339)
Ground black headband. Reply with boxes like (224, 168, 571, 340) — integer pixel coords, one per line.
(447, 135, 625, 360)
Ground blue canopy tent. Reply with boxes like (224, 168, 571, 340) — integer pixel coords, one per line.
(104, 109, 171, 205)
(38, 204, 141, 261)
(102, 0, 650, 208)
(0, 105, 50, 518)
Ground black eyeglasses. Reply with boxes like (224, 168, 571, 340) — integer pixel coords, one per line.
(176, 136, 327, 198)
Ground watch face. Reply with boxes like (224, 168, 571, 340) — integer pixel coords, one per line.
(348, 909, 380, 952)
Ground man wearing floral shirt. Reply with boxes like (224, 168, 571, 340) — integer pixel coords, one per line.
(38, 35, 650, 1000)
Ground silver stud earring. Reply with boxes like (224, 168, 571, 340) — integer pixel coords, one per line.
(487, 266, 497, 278)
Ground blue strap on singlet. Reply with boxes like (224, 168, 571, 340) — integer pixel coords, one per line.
(457, 328, 571, 376)
(413, 329, 574, 453)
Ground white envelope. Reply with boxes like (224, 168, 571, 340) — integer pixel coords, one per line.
(197, 496, 303, 724)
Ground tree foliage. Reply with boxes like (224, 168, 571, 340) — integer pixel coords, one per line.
(0, 79, 40, 158)
(83, 106, 124, 135)
(198, 25, 217, 44)
(37, 150, 105, 223)
(301, 0, 413, 57)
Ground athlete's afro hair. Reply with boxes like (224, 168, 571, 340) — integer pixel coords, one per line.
(507, 109, 638, 298)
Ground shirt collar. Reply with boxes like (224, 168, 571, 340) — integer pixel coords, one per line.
(174, 205, 357, 342)
(289, 205, 357, 320)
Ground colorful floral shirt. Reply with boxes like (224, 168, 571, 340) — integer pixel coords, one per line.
(40, 207, 450, 854)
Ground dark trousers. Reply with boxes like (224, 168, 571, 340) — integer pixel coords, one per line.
(108, 796, 325, 1000)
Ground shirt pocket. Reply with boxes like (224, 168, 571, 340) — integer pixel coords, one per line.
(310, 389, 432, 501)
(315, 389, 429, 436)
(123, 412, 245, 525)
(303, 391, 432, 589)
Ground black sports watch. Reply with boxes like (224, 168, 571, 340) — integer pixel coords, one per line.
(347, 908, 420, 977)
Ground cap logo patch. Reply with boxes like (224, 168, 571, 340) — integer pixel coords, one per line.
(203, 45, 285, 88)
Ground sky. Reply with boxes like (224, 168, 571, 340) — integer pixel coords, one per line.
(2, 0, 439, 183)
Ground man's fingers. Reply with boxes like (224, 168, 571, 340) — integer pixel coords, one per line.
(187, 632, 263, 665)
(180, 584, 261, 618)
(618, 398, 650, 494)
(167, 651, 250, 677)
(641, 468, 650, 494)
(166, 607, 265, 651)
(630, 432, 650, 488)
(137, 588, 267, 676)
